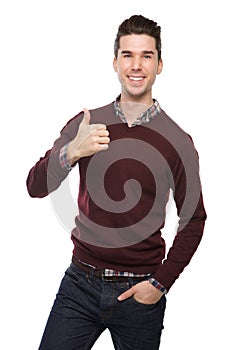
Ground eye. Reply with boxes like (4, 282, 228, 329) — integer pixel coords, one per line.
(123, 54, 132, 58)
(144, 55, 152, 59)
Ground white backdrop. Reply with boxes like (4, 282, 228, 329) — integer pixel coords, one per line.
(1, 0, 248, 349)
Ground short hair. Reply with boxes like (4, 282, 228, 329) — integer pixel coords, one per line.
(114, 15, 162, 61)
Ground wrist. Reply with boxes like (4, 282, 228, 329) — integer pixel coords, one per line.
(59, 143, 78, 170)
(67, 140, 80, 165)
(149, 278, 167, 295)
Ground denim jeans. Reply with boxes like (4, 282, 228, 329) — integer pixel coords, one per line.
(39, 263, 166, 350)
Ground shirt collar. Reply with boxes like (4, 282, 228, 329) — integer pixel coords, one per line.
(113, 95, 161, 127)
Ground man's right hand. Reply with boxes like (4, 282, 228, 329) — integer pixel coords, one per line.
(67, 108, 110, 165)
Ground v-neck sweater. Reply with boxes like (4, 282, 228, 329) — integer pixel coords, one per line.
(27, 102, 206, 291)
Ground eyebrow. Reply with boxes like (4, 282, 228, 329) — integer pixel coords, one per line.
(120, 50, 155, 55)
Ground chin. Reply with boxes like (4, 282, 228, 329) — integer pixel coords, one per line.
(126, 88, 147, 98)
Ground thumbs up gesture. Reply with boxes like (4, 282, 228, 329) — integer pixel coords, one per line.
(67, 108, 110, 165)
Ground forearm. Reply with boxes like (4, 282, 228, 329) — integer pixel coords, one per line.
(153, 194, 207, 291)
(26, 147, 70, 198)
(26, 112, 84, 198)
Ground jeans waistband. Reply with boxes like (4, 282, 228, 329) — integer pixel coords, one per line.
(72, 256, 149, 282)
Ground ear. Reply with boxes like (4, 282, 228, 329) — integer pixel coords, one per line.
(113, 57, 118, 72)
(157, 58, 163, 75)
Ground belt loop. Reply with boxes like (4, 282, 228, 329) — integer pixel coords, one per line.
(90, 267, 95, 279)
(128, 277, 134, 288)
(100, 268, 105, 281)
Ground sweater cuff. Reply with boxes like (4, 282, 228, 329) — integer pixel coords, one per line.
(59, 143, 73, 171)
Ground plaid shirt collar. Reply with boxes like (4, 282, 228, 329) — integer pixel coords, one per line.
(114, 95, 161, 127)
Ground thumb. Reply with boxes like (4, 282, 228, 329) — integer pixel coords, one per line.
(117, 287, 135, 301)
(82, 108, 91, 126)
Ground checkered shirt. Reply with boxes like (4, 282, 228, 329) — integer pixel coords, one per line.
(114, 96, 161, 127)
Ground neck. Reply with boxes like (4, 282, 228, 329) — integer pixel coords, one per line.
(120, 91, 153, 106)
(119, 93, 153, 126)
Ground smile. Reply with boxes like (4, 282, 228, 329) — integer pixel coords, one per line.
(128, 76, 145, 84)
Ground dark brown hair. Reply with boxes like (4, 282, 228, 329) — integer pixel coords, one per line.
(114, 15, 162, 61)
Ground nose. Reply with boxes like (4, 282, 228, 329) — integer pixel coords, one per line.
(131, 55, 142, 70)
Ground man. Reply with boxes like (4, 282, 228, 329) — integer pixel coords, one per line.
(27, 15, 206, 350)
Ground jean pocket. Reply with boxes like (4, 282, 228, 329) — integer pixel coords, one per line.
(131, 295, 157, 308)
(131, 294, 166, 309)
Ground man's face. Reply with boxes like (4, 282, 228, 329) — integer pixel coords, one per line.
(113, 34, 163, 105)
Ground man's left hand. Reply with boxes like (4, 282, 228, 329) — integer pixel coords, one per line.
(117, 280, 163, 305)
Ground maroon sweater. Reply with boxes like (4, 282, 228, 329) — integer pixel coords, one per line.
(26, 102, 206, 291)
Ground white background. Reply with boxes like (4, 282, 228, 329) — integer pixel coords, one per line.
(1, 0, 248, 349)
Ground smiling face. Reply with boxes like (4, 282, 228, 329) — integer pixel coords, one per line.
(113, 34, 163, 105)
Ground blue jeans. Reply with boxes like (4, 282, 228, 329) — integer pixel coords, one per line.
(39, 263, 166, 350)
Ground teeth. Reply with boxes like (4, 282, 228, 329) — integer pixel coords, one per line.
(130, 77, 143, 81)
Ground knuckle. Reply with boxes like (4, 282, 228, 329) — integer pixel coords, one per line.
(89, 124, 97, 132)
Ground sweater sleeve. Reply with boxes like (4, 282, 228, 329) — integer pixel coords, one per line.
(152, 135, 207, 292)
(26, 112, 83, 198)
